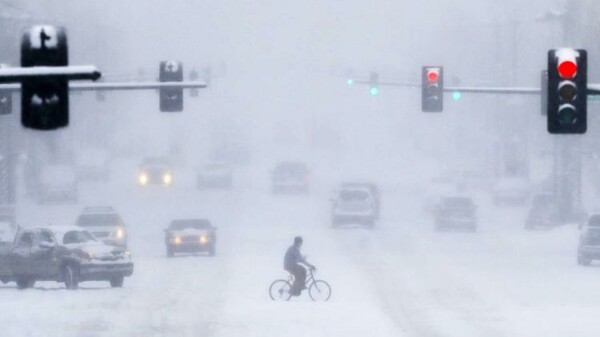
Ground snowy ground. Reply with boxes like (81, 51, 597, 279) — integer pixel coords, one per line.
(2, 159, 600, 337)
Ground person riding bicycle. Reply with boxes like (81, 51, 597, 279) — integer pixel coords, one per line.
(284, 236, 315, 296)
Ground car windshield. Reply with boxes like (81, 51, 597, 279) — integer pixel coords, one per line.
(442, 197, 473, 208)
(339, 190, 369, 201)
(169, 220, 212, 230)
(77, 214, 123, 227)
(62, 230, 97, 244)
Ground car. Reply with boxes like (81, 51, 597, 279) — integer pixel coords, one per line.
(37, 164, 79, 203)
(75, 207, 128, 248)
(340, 182, 381, 219)
(164, 219, 216, 257)
(197, 162, 233, 189)
(524, 194, 557, 230)
(331, 187, 377, 228)
(578, 214, 600, 266)
(434, 196, 477, 232)
(77, 147, 111, 181)
(0, 226, 133, 289)
(137, 157, 173, 187)
(492, 177, 530, 206)
(271, 161, 310, 194)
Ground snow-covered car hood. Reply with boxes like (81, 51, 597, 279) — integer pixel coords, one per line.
(65, 241, 125, 256)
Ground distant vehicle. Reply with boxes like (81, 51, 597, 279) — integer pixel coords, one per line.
(138, 157, 173, 187)
(0, 226, 133, 289)
(37, 164, 78, 203)
(331, 187, 377, 228)
(578, 214, 600, 266)
(434, 196, 477, 232)
(271, 161, 310, 194)
(525, 194, 557, 230)
(339, 182, 381, 219)
(0, 207, 15, 243)
(165, 219, 216, 257)
(492, 177, 529, 206)
(197, 162, 233, 189)
(77, 147, 111, 181)
(75, 207, 128, 248)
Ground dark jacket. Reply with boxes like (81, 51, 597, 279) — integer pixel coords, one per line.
(284, 245, 305, 270)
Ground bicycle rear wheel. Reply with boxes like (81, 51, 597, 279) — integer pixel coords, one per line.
(269, 279, 292, 301)
(309, 280, 331, 301)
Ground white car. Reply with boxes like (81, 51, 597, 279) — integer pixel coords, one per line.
(331, 187, 377, 228)
(75, 207, 128, 248)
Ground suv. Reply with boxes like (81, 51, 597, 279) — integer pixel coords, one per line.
(138, 157, 173, 187)
(340, 182, 380, 220)
(525, 194, 557, 230)
(165, 219, 216, 257)
(434, 196, 477, 232)
(578, 214, 600, 266)
(331, 187, 377, 228)
(75, 207, 128, 248)
(0, 226, 133, 289)
(197, 162, 233, 189)
(271, 161, 310, 194)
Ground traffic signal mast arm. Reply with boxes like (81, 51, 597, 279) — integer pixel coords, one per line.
(352, 79, 418, 88)
(0, 65, 101, 83)
(443, 86, 540, 95)
(69, 80, 207, 91)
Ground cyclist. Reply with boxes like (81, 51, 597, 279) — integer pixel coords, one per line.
(284, 236, 315, 296)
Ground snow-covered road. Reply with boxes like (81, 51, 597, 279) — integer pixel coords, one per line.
(2, 160, 600, 337)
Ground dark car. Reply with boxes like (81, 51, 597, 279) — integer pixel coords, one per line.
(165, 219, 216, 257)
(525, 194, 557, 230)
(434, 197, 477, 232)
(578, 214, 600, 266)
(271, 161, 310, 194)
(0, 226, 133, 289)
(138, 157, 173, 187)
(76, 207, 128, 248)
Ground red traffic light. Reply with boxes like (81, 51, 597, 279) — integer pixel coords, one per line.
(427, 70, 439, 82)
(558, 60, 577, 79)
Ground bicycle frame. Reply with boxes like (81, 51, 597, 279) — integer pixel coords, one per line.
(287, 268, 316, 288)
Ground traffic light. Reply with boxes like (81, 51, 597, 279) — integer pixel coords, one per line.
(21, 25, 69, 129)
(547, 49, 587, 134)
(369, 72, 379, 96)
(159, 61, 183, 112)
(541, 70, 548, 116)
(422, 66, 443, 112)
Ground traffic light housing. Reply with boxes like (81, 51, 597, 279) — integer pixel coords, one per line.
(21, 26, 69, 129)
(547, 49, 587, 134)
(369, 72, 379, 96)
(422, 66, 443, 112)
(159, 61, 183, 112)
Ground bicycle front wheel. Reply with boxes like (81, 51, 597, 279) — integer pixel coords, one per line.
(269, 279, 292, 301)
(309, 280, 331, 302)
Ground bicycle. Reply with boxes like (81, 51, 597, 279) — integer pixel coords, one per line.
(269, 268, 332, 301)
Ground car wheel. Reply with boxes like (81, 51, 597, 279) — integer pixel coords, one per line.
(578, 255, 591, 266)
(16, 277, 35, 289)
(110, 276, 124, 288)
(63, 264, 79, 290)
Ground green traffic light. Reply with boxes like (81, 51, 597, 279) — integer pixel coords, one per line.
(452, 91, 462, 101)
(370, 87, 380, 96)
(347, 79, 354, 86)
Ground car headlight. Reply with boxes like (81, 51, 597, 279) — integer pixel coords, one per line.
(163, 172, 172, 185)
(199, 235, 208, 244)
(171, 236, 181, 244)
(139, 172, 149, 185)
(116, 228, 125, 240)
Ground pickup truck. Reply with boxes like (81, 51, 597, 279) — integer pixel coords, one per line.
(0, 226, 133, 289)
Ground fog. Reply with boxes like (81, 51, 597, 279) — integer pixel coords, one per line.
(1, 1, 600, 336)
